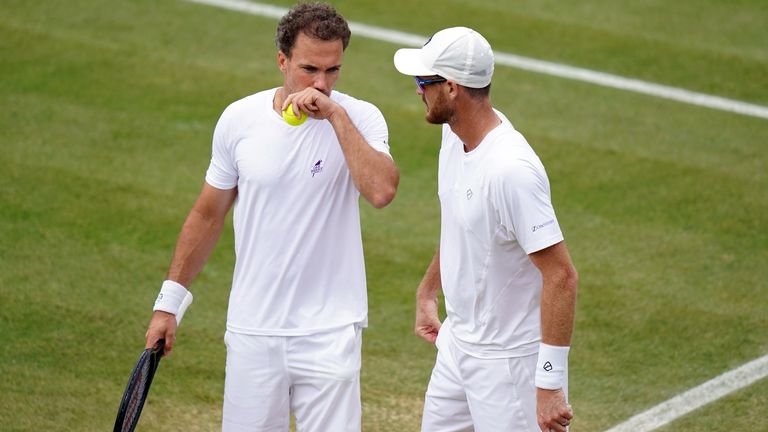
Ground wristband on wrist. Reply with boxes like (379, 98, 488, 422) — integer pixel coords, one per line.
(153, 280, 193, 325)
(535, 343, 570, 390)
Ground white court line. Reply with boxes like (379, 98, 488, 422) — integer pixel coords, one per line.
(183, 0, 768, 120)
(604, 354, 768, 431)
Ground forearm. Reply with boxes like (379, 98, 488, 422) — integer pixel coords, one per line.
(415, 248, 442, 342)
(165, 184, 235, 287)
(328, 108, 399, 208)
(418, 248, 442, 303)
(166, 207, 226, 287)
(539, 263, 578, 346)
(530, 241, 578, 428)
(530, 241, 578, 346)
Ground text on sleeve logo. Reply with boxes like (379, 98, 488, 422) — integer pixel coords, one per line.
(532, 219, 555, 232)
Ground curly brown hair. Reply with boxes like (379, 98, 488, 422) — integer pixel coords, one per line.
(276, 2, 351, 57)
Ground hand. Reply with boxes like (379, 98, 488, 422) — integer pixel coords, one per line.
(145, 310, 178, 357)
(415, 296, 441, 344)
(537, 388, 573, 432)
(282, 87, 341, 121)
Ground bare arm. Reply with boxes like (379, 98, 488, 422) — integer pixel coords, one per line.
(285, 89, 399, 208)
(164, 184, 237, 286)
(528, 240, 578, 432)
(145, 183, 237, 354)
(529, 241, 578, 346)
(415, 248, 442, 344)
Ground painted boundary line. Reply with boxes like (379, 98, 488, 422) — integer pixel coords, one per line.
(604, 354, 768, 431)
(183, 0, 768, 120)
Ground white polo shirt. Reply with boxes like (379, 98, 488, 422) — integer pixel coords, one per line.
(438, 111, 563, 358)
(205, 88, 390, 335)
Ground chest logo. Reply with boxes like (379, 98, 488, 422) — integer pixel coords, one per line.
(466, 189, 473, 200)
(311, 160, 324, 177)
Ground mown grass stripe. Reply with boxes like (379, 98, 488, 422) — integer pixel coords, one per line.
(183, 0, 768, 120)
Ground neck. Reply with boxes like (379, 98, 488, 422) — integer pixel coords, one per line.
(448, 101, 501, 152)
(273, 87, 287, 114)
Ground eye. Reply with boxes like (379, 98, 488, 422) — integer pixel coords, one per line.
(302, 66, 318, 73)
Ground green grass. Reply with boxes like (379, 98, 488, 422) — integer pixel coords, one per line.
(1, 0, 766, 431)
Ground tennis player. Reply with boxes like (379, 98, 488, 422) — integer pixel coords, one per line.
(394, 27, 578, 432)
(144, 3, 399, 431)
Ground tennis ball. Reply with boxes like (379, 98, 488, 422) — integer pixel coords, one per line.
(282, 103, 307, 126)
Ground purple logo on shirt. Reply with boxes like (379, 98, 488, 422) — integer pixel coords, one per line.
(311, 160, 324, 177)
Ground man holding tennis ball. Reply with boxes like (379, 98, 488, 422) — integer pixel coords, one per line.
(144, 3, 398, 431)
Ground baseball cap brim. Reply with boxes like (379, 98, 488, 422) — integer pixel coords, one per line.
(393, 48, 438, 77)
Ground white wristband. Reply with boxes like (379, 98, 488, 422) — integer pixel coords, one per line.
(153, 280, 193, 325)
(535, 343, 570, 390)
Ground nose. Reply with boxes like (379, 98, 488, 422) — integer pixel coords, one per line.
(314, 75, 329, 94)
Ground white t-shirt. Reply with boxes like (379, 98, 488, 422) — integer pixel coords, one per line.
(205, 88, 390, 335)
(438, 111, 563, 358)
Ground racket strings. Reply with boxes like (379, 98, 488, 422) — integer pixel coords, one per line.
(121, 357, 151, 429)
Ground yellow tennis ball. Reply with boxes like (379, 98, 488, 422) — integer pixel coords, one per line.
(282, 103, 307, 126)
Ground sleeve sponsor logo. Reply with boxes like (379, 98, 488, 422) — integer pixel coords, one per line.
(532, 219, 556, 232)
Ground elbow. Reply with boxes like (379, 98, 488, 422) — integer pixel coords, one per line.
(567, 266, 579, 296)
(369, 184, 397, 208)
(368, 172, 399, 209)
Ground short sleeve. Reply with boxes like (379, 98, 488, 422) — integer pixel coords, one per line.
(345, 99, 391, 157)
(205, 106, 238, 189)
(490, 159, 563, 254)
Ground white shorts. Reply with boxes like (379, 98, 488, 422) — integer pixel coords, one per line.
(421, 327, 567, 432)
(222, 325, 363, 432)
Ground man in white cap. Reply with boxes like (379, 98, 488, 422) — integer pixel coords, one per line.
(394, 27, 578, 432)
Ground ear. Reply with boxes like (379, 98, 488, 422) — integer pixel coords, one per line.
(277, 50, 288, 73)
(445, 80, 460, 100)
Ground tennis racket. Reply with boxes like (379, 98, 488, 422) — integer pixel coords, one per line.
(113, 290, 193, 432)
(113, 339, 165, 432)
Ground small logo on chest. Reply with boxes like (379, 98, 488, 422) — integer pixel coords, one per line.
(466, 189, 473, 200)
(311, 160, 324, 177)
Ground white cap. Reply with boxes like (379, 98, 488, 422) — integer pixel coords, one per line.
(394, 27, 494, 88)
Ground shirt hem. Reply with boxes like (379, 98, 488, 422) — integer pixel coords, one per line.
(226, 316, 368, 336)
(523, 233, 564, 255)
(441, 319, 540, 359)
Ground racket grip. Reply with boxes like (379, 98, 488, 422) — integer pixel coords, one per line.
(175, 291, 193, 325)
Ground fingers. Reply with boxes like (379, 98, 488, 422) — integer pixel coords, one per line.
(281, 88, 336, 119)
(537, 389, 573, 432)
(161, 329, 176, 357)
(539, 417, 569, 432)
(145, 311, 178, 357)
(414, 310, 442, 344)
(415, 326, 438, 344)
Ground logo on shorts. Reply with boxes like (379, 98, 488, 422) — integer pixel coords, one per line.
(466, 189, 473, 200)
(543, 361, 553, 372)
(311, 160, 324, 177)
